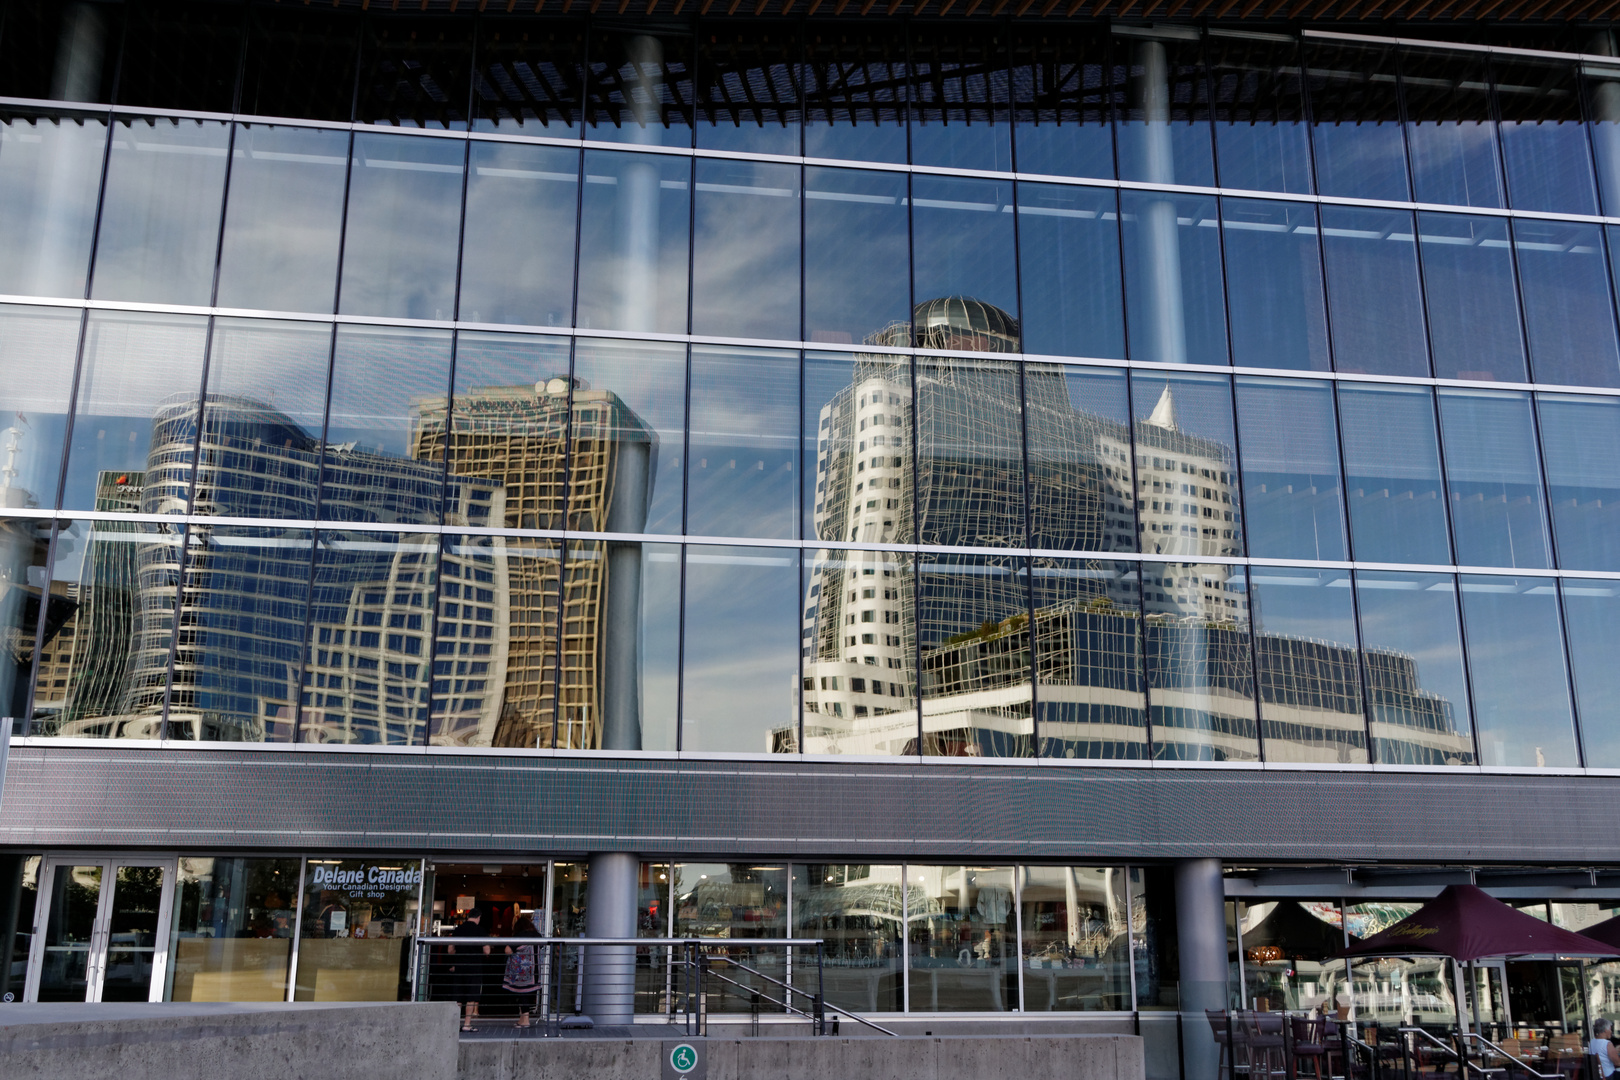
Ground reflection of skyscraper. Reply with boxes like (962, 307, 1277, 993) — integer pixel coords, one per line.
(411, 378, 657, 749)
(796, 298, 1467, 764)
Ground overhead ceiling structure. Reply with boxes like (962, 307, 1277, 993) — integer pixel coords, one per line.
(253, 0, 1620, 31)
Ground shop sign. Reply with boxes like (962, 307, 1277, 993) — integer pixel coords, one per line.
(309, 862, 424, 900)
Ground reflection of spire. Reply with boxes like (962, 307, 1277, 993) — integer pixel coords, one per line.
(1146, 385, 1179, 431)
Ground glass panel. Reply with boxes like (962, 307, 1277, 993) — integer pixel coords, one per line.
(37, 863, 101, 1002)
(239, 8, 362, 124)
(803, 28, 908, 165)
(671, 863, 787, 1012)
(1516, 220, 1620, 389)
(1017, 183, 1125, 361)
(427, 534, 560, 750)
(0, 113, 105, 300)
(115, 0, 243, 113)
(1495, 56, 1599, 216)
(1144, 560, 1258, 762)
(575, 150, 690, 336)
(471, 17, 584, 134)
(792, 864, 903, 1014)
(800, 549, 915, 758)
(168, 526, 313, 744)
(1120, 192, 1228, 367)
(1250, 566, 1367, 765)
(97, 864, 164, 1002)
(1539, 393, 1620, 572)
(910, 176, 1019, 324)
(457, 141, 577, 328)
(168, 857, 302, 1002)
(1592, 64, 1620, 217)
(555, 540, 680, 754)
(687, 346, 798, 540)
(1019, 867, 1130, 1011)
(1561, 578, 1620, 770)
(804, 166, 910, 349)
(91, 118, 229, 306)
(2, 516, 49, 725)
(695, 26, 800, 157)
(0, 305, 81, 510)
(1321, 206, 1429, 378)
(569, 338, 686, 536)
(916, 553, 1032, 759)
(1032, 559, 1148, 761)
(355, 16, 472, 130)
(0, 2, 121, 104)
(1401, 47, 1504, 210)
(1438, 390, 1552, 570)
(550, 861, 588, 937)
(337, 134, 463, 322)
(1418, 212, 1528, 384)
(681, 545, 800, 754)
(300, 531, 437, 746)
(1222, 198, 1330, 373)
(906, 866, 1016, 1012)
(296, 858, 423, 1001)
(1459, 574, 1578, 769)
(915, 356, 1025, 548)
(1115, 32, 1216, 189)
(61, 312, 209, 515)
(1208, 34, 1312, 195)
(214, 124, 347, 315)
(1306, 40, 1409, 202)
(1131, 865, 1180, 1010)
(803, 351, 912, 546)
(320, 325, 453, 527)
(909, 27, 1012, 172)
(1237, 900, 1350, 1012)
(30, 518, 182, 740)
(195, 318, 334, 522)
(1011, 27, 1114, 180)
(1026, 364, 1134, 554)
(1338, 384, 1452, 566)
(586, 29, 694, 148)
(4, 856, 40, 1002)
(1131, 371, 1243, 558)
(1235, 377, 1347, 562)
(691, 158, 800, 341)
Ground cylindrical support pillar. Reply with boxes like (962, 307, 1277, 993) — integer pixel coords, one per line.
(1175, 858, 1229, 1080)
(1131, 39, 1189, 367)
(582, 852, 640, 1026)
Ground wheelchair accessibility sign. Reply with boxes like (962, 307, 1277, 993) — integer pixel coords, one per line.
(662, 1040, 706, 1079)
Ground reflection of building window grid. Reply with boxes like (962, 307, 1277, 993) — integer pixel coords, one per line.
(412, 384, 648, 750)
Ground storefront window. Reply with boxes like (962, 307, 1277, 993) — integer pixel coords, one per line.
(1234, 900, 1349, 1012)
(1344, 902, 1456, 1030)
(295, 858, 423, 1001)
(792, 864, 903, 1014)
(1020, 866, 1131, 1011)
(166, 857, 300, 1002)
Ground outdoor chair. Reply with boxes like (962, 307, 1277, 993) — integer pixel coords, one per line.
(1209, 1010, 1244, 1080)
(1245, 1011, 1288, 1080)
(1289, 1015, 1341, 1080)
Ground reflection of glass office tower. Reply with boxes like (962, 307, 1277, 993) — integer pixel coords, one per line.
(52, 397, 498, 742)
(36, 472, 145, 734)
(412, 379, 657, 749)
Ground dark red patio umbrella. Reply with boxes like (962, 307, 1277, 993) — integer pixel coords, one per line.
(1341, 884, 1617, 961)
(1577, 915, 1620, 952)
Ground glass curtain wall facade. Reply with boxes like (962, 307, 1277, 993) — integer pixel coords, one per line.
(9, 0, 1620, 1024)
(5, 12, 1620, 767)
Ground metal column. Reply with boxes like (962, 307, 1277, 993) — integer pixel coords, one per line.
(1175, 858, 1229, 1080)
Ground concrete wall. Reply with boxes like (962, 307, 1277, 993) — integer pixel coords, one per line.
(458, 1033, 1144, 1080)
(0, 1001, 459, 1080)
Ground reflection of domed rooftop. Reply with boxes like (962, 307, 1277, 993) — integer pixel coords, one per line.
(912, 296, 1020, 354)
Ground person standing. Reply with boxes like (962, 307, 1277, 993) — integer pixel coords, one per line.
(448, 907, 491, 1019)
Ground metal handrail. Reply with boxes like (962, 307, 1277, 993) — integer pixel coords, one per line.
(701, 954, 898, 1036)
(414, 936, 831, 946)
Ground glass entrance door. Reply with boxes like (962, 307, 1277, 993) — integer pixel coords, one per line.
(25, 858, 175, 1002)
